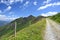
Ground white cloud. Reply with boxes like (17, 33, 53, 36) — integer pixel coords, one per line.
(0, 10, 2, 13)
(3, 6, 12, 13)
(0, 15, 7, 21)
(1, 0, 4, 3)
(24, 1, 29, 6)
(19, 1, 29, 9)
(6, 17, 17, 21)
(33, 1, 37, 5)
(37, 2, 60, 10)
(20, 0, 23, 3)
(6, 6, 12, 11)
(15, 0, 23, 3)
(43, 0, 51, 4)
(37, 4, 52, 10)
(0, 14, 18, 21)
(0, 6, 12, 13)
(0, 0, 24, 5)
(9, 12, 14, 15)
(22, 1, 29, 10)
(41, 12, 58, 17)
(9, 0, 15, 4)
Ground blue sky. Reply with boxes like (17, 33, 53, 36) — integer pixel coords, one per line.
(0, 0, 60, 21)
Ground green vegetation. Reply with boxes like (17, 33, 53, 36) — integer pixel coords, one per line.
(1, 19, 46, 40)
(1, 12, 59, 40)
(0, 15, 46, 40)
(0, 12, 60, 40)
(0, 15, 35, 38)
(49, 13, 60, 23)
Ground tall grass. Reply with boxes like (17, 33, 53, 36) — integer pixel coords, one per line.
(3, 18, 46, 40)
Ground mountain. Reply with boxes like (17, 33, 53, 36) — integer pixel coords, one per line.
(0, 13, 59, 40)
(49, 13, 60, 23)
(0, 21, 9, 26)
(0, 15, 46, 40)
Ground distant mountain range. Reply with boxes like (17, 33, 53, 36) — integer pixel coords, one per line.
(0, 21, 9, 26)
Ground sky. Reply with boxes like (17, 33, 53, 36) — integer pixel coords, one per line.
(0, 0, 60, 21)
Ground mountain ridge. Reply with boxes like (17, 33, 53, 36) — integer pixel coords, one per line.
(0, 13, 60, 40)
(0, 15, 45, 39)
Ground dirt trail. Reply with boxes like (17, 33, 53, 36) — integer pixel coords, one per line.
(44, 18, 60, 40)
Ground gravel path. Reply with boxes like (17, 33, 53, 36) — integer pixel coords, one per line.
(44, 18, 60, 40)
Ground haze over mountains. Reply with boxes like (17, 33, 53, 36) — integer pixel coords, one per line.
(0, 21, 9, 26)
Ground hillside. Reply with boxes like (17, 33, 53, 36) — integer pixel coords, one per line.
(0, 13, 59, 40)
(12, 19, 46, 40)
(49, 13, 60, 23)
(0, 15, 46, 40)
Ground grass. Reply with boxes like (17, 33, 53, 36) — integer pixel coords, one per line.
(0, 18, 46, 40)
(49, 13, 60, 23)
(3, 18, 46, 40)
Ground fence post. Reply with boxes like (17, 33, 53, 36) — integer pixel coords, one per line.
(15, 21, 17, 37)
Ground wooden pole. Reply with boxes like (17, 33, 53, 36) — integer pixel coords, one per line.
(15, 22, 17, 37)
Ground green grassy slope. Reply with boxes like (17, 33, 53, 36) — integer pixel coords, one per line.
(49, 13, 60, 23)
(0, 15, 35, 38)
(1, 18, 46, 40)
(0, 15, 46, 40)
